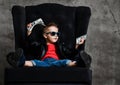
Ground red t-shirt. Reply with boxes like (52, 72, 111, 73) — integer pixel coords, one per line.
(41, 43, 59, 60)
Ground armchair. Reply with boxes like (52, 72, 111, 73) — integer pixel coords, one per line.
(5, 3, 92, 85)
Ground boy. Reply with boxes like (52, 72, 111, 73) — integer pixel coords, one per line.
(7, 22, 89, 68)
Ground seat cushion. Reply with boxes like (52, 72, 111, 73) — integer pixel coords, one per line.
(5, 67, 92, 84)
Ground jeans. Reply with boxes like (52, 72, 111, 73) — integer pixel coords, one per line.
(31, 58, 71, 67)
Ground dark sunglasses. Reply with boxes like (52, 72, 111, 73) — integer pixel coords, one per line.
(46, 32, 60, 36)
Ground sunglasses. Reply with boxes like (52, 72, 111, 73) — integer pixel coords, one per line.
(46, 32, 60, 36)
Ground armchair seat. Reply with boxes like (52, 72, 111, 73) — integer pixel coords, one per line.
(5, 67, 92, 85)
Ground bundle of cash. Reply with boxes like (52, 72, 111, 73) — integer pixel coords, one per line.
(27, 18, 46, 31)
(76, 34, 87, 44)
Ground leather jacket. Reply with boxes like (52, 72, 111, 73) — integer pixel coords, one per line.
(28, 41, 77, 60)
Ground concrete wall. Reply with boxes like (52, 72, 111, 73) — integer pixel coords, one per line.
(0, 0, 120, 85)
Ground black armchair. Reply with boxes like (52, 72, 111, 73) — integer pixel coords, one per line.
(5, 3, 92, 85)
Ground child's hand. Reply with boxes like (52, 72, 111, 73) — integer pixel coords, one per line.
(75, 38, 85, 49)
(78, 38, 85, 45)
(27, 23, 32, 28)
(27, 23, 32, 36)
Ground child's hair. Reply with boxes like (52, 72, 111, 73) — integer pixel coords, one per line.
(43, 22, 58, 33)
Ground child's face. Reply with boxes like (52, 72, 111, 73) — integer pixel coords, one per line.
(43, 26, 60, 44)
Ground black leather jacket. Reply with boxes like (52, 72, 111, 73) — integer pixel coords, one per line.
(27, 41, 77, 60)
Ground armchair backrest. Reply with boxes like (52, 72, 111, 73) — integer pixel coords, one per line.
(12, 3, 91, 52)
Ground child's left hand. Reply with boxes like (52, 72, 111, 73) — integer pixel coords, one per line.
(75, 38, 85, 49)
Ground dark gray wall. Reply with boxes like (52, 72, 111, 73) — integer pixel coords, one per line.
(0, 0, 120, 85)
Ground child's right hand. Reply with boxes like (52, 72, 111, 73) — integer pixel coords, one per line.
(27, 23, 32, 29)
(27, 23, 32, 36)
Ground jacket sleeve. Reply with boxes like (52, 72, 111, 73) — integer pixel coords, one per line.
(25, 34, 44, 59)
(61, 43, 78, 59)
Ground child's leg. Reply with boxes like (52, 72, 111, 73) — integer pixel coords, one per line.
(30, 59, 50, 67)
(47, 58, 76, 67)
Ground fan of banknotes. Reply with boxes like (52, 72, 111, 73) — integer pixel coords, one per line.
(76, 34, 87, 44)
(27, 18, 46, 32)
